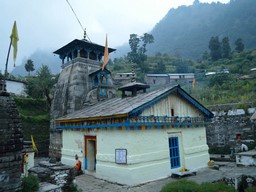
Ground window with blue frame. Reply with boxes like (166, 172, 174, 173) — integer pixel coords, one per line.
(169, 137, 180, 169)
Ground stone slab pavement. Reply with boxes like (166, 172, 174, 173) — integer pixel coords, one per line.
(75, 162, 256, 192)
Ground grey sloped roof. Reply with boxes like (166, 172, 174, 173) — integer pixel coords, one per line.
(56, 85, 213, 122)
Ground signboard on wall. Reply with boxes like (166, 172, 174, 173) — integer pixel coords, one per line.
(115, 149, 127, 164)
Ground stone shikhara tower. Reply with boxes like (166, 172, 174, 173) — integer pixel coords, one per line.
(49, 38, 116, 159)
(0, 80, 23, 192)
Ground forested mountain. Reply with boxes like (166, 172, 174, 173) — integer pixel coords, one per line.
(10, 0, 256, 76)
(146, 0, 256, 59)
(11, 49, 60, 76)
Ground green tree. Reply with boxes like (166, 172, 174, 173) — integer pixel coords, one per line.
(209, 36, 221, 61)
(154, 60, 166, 73)
(235, 38, 245, 53)
(25, 59, 35, 76)
(221, 37, 231, 58)
(25, 65, 57, 108)
(127, 33, 154, 72)
(202, 51, 209, 60)
(208, 73, 233, 87)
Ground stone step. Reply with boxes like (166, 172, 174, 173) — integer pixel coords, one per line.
(38, 182, 61, 192)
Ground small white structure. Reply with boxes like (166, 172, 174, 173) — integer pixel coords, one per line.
(22, 149, 35, 177)
(6, 79, 27, 96)
(236, 150, 256, 166)
(56, 85, 213, 185)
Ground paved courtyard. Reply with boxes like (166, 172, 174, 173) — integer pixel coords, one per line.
(75, 162, 256, 192)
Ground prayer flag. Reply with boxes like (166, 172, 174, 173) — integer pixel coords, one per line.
(31, 135, 38, 154)
(101, 34, 109, 70)
(10, 21, 19, 67)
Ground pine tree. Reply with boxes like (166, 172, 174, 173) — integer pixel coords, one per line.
(209, 36, 221, 61)
(221, 37, 231, 58)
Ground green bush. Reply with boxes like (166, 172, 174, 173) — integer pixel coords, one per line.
(22, 175, 39, 192)
(245, 187, 256, 192)
(161, 180, 201, 192)
(161, 180, 236, 192)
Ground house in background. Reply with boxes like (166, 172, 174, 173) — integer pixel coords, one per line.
(113, 72, 136, 85)
(56, 84, 213, 185)
(6, 79, 27, 96)
(145, 73, 195, 86)
(145, 74, 169, 85)
(168, 73, 195, 83)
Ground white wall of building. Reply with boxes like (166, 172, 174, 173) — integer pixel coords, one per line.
(61, 93, 209, 185)
(61, 126, 209, 185)
(6, 80, 26, 96)
(61, 130, 85, 169)
(182, 128, 209, 169)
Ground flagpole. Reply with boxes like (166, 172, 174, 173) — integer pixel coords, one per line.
(4, 38, 13, 79)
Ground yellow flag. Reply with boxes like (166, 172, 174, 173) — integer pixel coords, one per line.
(101, 34, 109, 70)
(10, 21, 19, 67)
(31, 135, 38, 154)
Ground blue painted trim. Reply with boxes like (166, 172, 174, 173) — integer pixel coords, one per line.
(56, 116, 210, 130)
(169, 137, 181, 169)
(84, 158, 87, 170)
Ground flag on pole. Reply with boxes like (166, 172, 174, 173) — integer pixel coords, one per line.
(101, 34, 109, 70)
(10, 21, 19, 67)
(31, 135, 38, 154)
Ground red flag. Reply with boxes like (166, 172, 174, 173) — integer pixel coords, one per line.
(101, 34, 109, 70)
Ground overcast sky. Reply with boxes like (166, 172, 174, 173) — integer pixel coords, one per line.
(0, 0, 230, 73)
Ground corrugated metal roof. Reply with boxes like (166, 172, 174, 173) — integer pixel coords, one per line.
(57, 86, 173, 121)
(56, 85, 213, 122)
(146, 74, 169, 77)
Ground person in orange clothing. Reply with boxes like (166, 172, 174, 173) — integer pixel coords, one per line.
(75, 154, 81, 171)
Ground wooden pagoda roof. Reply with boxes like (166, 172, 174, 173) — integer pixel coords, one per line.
(53, 39, 116, 55)
(56, 85, 213, 123)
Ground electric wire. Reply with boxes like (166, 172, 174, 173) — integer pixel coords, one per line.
(65, 0, 85, 32)
(65, 0, 94, 43)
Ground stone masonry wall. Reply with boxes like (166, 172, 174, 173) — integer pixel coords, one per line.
(206, 104, 255, 148)
(0, 93, 23, 192)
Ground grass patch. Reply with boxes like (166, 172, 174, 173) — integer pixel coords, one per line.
(161, 180, 236, 192)
(22, 175, 39, 192)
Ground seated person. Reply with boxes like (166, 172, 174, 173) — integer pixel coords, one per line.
(75, 154, 81, 171)
(72, 154, 83, 176)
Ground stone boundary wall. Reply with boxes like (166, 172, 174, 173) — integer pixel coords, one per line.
(206, 103, 255, 148)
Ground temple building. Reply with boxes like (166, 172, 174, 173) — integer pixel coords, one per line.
(50, 36, 213, 185)
(50, 37, 116, 159)
(56, 84, 213, 185)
